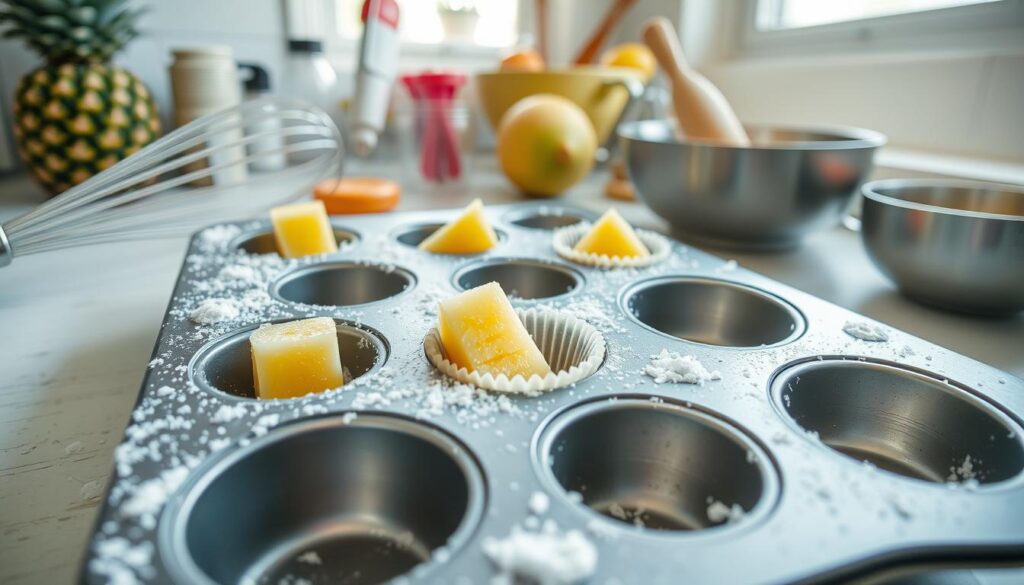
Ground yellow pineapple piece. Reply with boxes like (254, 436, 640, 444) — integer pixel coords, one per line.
(573, 208, 649, 258)
(250, 317, 345, 400)
(419, 198, 499, 254)
(270, 200, 338, 258)
(438, 282, 551, 380)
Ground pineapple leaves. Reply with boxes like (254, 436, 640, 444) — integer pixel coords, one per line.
(0, 0, 141, 63)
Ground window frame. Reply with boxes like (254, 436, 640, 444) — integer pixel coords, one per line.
(326, 0, 525, 58)
(734, 0, 1024, 58)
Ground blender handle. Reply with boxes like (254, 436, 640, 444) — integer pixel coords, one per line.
(598, 76, 645, 163)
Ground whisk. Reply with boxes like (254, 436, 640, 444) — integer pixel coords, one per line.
(0, 97, 343, 267)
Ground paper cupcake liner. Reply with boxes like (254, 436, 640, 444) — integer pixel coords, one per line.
(424, 307, 606, 395)
(552, 222, 671, 268)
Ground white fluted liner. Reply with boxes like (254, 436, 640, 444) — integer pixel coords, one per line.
(424, 307, 606, 395)
(552, 222, 671, 268)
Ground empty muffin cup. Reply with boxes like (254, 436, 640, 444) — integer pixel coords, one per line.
(773, 359, 1024, 485)
(453, 258, 583, 301)
(424, 307, 605, 394)
(232, 225, 358, 255)
(160, 415, 485, 585)
(553, 222, 671, 268)
(535, 397, 777, 532)
(190, 318, 388, 399)
(271, 262, 415, 307)
(503, 206, 592, 230)
(622, 277, 804, 347)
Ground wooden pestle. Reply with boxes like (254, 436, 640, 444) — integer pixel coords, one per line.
(642, 17, 750, 146)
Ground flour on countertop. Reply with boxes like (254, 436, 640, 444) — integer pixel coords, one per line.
(644, 350, 721, 384)
(843, 320, 889, 342)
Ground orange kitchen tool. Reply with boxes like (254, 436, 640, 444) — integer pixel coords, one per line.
(642, 17, 750, 146)
(314, 177, 401, 214)
(572, 0, 638, 65)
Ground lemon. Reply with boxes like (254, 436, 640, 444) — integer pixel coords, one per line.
(497, 94, 597, 198)
(600, 43, 657, 82)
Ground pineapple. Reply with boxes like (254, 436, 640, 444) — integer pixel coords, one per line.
(1, 0, 160, 195)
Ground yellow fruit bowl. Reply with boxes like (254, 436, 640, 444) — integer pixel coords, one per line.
(475, 66, 644, 144)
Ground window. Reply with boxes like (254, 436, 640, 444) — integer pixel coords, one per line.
(734, 0, 1024, 56)
(334, 0, 518, 48)
(756, 0, 999, 30)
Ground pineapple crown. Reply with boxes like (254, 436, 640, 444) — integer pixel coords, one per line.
(0, 0, 142, 65)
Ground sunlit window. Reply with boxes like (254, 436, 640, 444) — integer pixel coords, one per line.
(756, 0, 999, 30)
(334, 0, 518, 47)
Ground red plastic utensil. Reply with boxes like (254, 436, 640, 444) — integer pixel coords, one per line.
(400, 72, 466, 182)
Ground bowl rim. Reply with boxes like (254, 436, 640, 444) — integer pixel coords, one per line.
(862, 178, 1024, 222)
(475, 66, 645, 80)
(617, 119, 887, 151)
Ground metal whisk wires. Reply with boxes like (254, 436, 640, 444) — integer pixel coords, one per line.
(0, 97, 342, 266)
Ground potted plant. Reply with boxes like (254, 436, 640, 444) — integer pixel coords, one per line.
(0, 0, 161, 195)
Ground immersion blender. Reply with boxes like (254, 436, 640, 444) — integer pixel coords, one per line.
(351, 0, 401, 157)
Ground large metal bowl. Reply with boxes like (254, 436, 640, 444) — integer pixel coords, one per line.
(861, 179, 1024, 315)
(619, 120, 885, 250)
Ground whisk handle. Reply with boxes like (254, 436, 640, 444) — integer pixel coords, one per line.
(0, 224, 11, 268)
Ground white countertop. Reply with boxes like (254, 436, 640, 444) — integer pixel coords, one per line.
(0, 159, 1021, 584)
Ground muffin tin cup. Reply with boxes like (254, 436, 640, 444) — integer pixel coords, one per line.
(270, 261, 416, 307)
(423, 307, 606, 395)
(772, 358, 1024, 486)
(393, 222, 508, 252)
(534, 397, 779, 534)
(621, 276, 805, 348)
(160, 414, 486, 585)
(552, 222, 671, 268)
(452, 258, 584, 302)
(231, 224, 359, 256)
(189, 318, 389, 400)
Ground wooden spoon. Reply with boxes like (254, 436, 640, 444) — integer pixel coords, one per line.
(572, 0, 638, 65)
(642, 17, 750, 146)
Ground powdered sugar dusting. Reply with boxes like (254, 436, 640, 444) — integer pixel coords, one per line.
(644, 350, 721, 384)
(843, 320, 889, 342)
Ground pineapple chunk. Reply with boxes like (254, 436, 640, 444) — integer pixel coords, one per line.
(419, 198, 499, 254)
(270, 200, 338, 258)
(250, 317, 344, 399)
(438, 282, 551, 380)
(573, 208, 649, 258)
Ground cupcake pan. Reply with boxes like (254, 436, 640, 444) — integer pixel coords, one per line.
(81, 202, 1024, 584)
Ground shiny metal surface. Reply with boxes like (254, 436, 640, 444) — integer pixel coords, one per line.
(160, 415, 486, 585)
(535, 397, 777, 532)
(453, 258, 583, 301)
(82, 202, 1024, 585)
(271, 261, 415, 307)
(620, 120, 885, 250)
(860, 179, 1024, 315)
(0, 225, 12, 268)
(621, 276, 805, 347)
(190, 319, 389, 400)
(773, 358, 1024, 485)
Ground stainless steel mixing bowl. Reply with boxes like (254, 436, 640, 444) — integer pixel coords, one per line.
(619, 120, 885, 250)
(861, 179, 1024, 315)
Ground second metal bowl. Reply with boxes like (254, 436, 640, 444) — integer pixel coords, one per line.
(619, 120, 885, 250)
(861, 179, 1024, 315)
